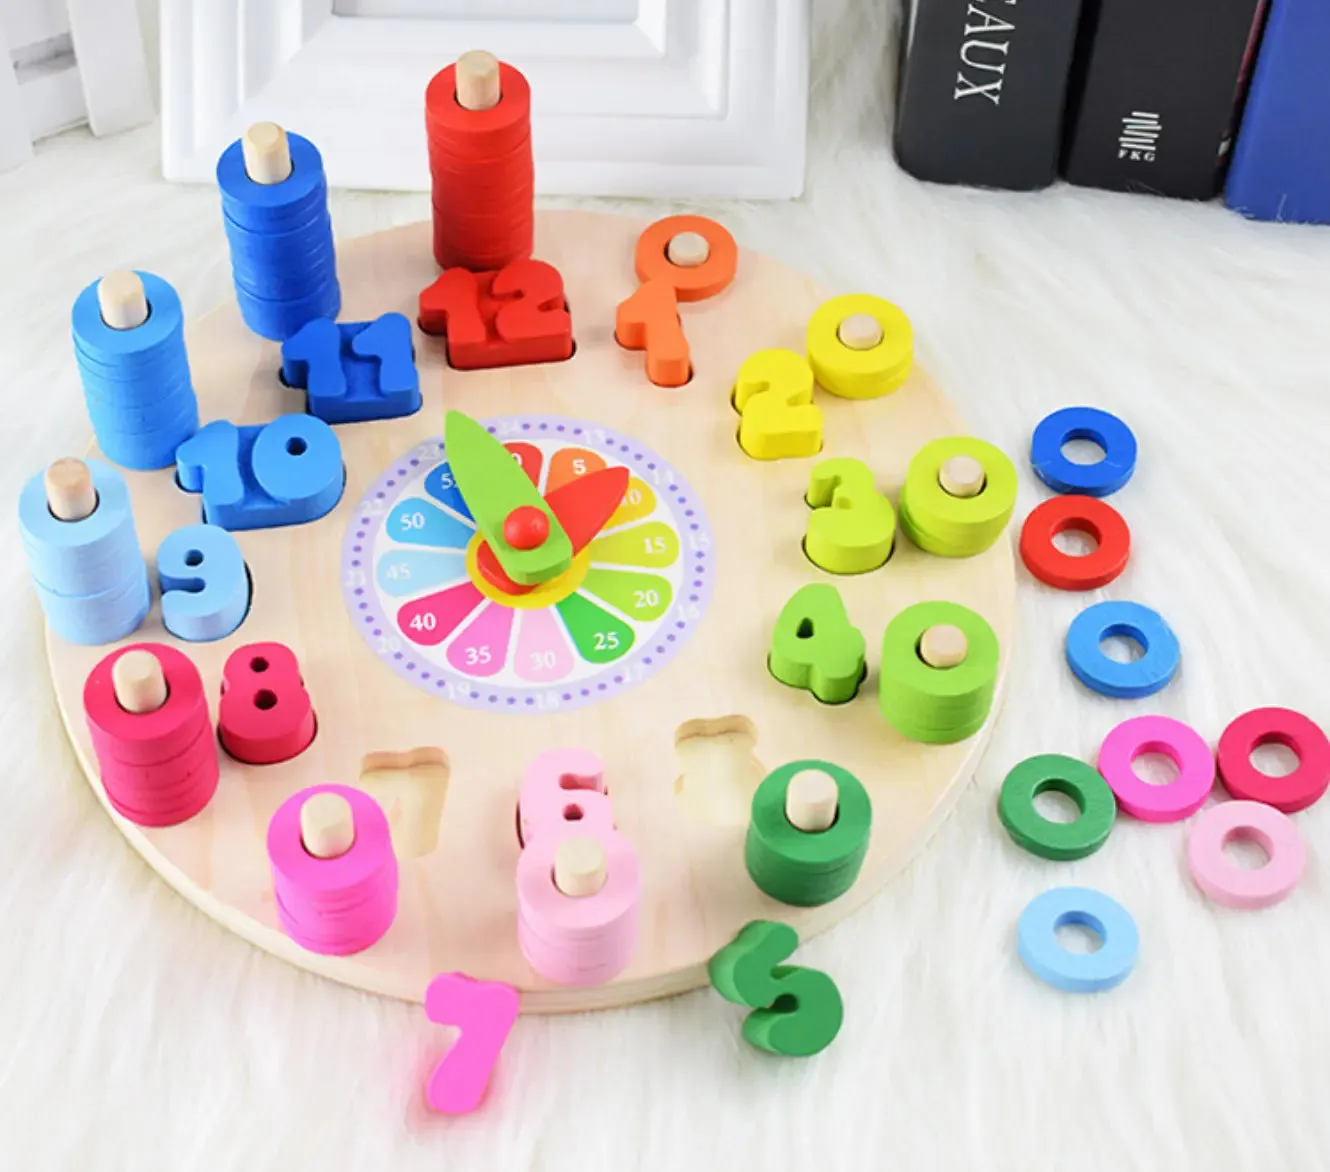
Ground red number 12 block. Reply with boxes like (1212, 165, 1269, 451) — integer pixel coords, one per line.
(418, 259, 573, 371)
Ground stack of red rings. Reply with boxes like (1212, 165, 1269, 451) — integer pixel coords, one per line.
(83, 644, 219, 827)
(1020, 495, 1131, 590)
(425, 61, 534, 272)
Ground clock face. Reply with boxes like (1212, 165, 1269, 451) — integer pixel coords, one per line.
(343, 415, 715, 713)
(47, 211, 1016, 1012)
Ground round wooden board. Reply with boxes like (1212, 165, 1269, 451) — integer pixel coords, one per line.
(48, 210, 1016, 1013)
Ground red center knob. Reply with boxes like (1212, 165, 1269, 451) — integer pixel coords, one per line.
(503, 505, 549, 551)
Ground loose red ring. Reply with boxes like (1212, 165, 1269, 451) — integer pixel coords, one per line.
(1217, 707, 1330, 813)
(1019, 495, 1130, 591)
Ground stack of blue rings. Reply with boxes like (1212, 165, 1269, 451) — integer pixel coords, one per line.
(217, 132, 341, 341)
(19, 460, 150, 645)
(72, 273, 199, 471)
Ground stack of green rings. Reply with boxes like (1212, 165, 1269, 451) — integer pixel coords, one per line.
(998, 754, 1117, 860)
(878, 601, 1000, 743)
(899, 437, 1017, 557)
(745, 760, 872, 907)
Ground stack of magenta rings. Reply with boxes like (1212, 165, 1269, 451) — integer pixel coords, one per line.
(267, 784, 399, 956)
(217, 131, 340, 341)
(71, 272, 199, 471)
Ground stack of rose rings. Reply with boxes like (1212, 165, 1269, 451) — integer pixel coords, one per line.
(1000, 706, 1330, 993)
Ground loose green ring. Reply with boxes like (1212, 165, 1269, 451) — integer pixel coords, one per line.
(998, 753, 1117, 861)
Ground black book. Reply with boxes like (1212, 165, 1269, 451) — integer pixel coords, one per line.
(894, 0, 1085, 191)
(1061, 0, 1268, 200)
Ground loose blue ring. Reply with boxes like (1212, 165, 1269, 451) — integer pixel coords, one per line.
(1030, 406, 1137, 497)
(1018, 886, 1138, 993)
(1065, 599, 1178, 699)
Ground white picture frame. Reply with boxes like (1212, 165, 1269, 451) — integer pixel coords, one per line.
(1, 0, 153, 173)
(160, 0, 811, 199)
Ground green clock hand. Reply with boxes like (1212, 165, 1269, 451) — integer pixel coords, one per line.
(444, 410, 572, 586)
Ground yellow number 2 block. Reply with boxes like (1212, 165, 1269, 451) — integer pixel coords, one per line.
(804, 457, 896, 575)
(732, 348, 823, 461)
(806, 294, 913, 401)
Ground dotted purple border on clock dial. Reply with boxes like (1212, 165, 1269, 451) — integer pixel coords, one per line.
(340, 414, 716, 714)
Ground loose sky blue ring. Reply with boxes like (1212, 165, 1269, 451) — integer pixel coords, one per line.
(216, 133, 329, 217)
(71, 272, 187, 362)
(1065, 600, 1179, 699)
(1018, 886, 1138, 993)
(1030, 406, 1137, 497)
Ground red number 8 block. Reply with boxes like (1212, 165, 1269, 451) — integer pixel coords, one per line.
(515, 748, 640, 987)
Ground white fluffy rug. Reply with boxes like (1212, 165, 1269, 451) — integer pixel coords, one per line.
(5, 2, 1330, 1168)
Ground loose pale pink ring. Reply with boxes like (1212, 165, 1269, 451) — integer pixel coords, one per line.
(1186, 800, 1305, 909)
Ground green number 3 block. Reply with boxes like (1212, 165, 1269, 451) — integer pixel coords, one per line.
(707, 921, 843, 1057)
(804, 457, 895, 575)
(768, 583, 866, 704)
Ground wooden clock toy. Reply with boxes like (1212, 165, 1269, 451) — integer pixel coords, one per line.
(26, 51, 1018, 1049)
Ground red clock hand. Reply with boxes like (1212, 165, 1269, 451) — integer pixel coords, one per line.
(476, 466, 631, 594)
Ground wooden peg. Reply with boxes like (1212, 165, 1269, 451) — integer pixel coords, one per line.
(44, 458, 97, 521)
(836, 313, 883, 351)
(112, 649, 168, 715)
(785, 768, 839, 832)
(554, 835, 607, 897)
(666, 231, 711, 268)
(919, 624, 968, 669)
(300, 792, 356, 859)
(456, 50, 501, 111)
(242, 122, 293, 185)
(939, 455, 986, 499)
(97, 270, 149, 331)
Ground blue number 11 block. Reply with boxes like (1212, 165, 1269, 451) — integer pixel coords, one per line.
(176, 414, 344, 531)
(281, 312, 421, 424)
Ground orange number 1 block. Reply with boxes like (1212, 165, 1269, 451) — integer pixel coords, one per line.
(615, 214, 738, 388)
(615, 281, 690, 387)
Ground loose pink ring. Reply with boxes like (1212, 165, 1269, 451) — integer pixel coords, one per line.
(1097, 715, 1214, 822)
(1217, 707, 1330, 813)
(1187, 801, 1306, 909)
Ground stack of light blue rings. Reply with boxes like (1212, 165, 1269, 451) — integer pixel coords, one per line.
(19, 460, 150, 645)
(71, 273, 199, 471)
(217, 132, 341, 341)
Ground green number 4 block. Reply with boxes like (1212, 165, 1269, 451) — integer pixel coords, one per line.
(768, 583, 866, 704)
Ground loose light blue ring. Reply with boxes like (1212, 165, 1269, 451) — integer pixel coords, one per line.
(1018, 886, 1138, 993)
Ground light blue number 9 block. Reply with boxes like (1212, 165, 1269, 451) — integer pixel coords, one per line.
(157, 523, 251, 642)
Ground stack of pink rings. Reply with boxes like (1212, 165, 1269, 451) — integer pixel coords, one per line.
(266, 784, 399, 955)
